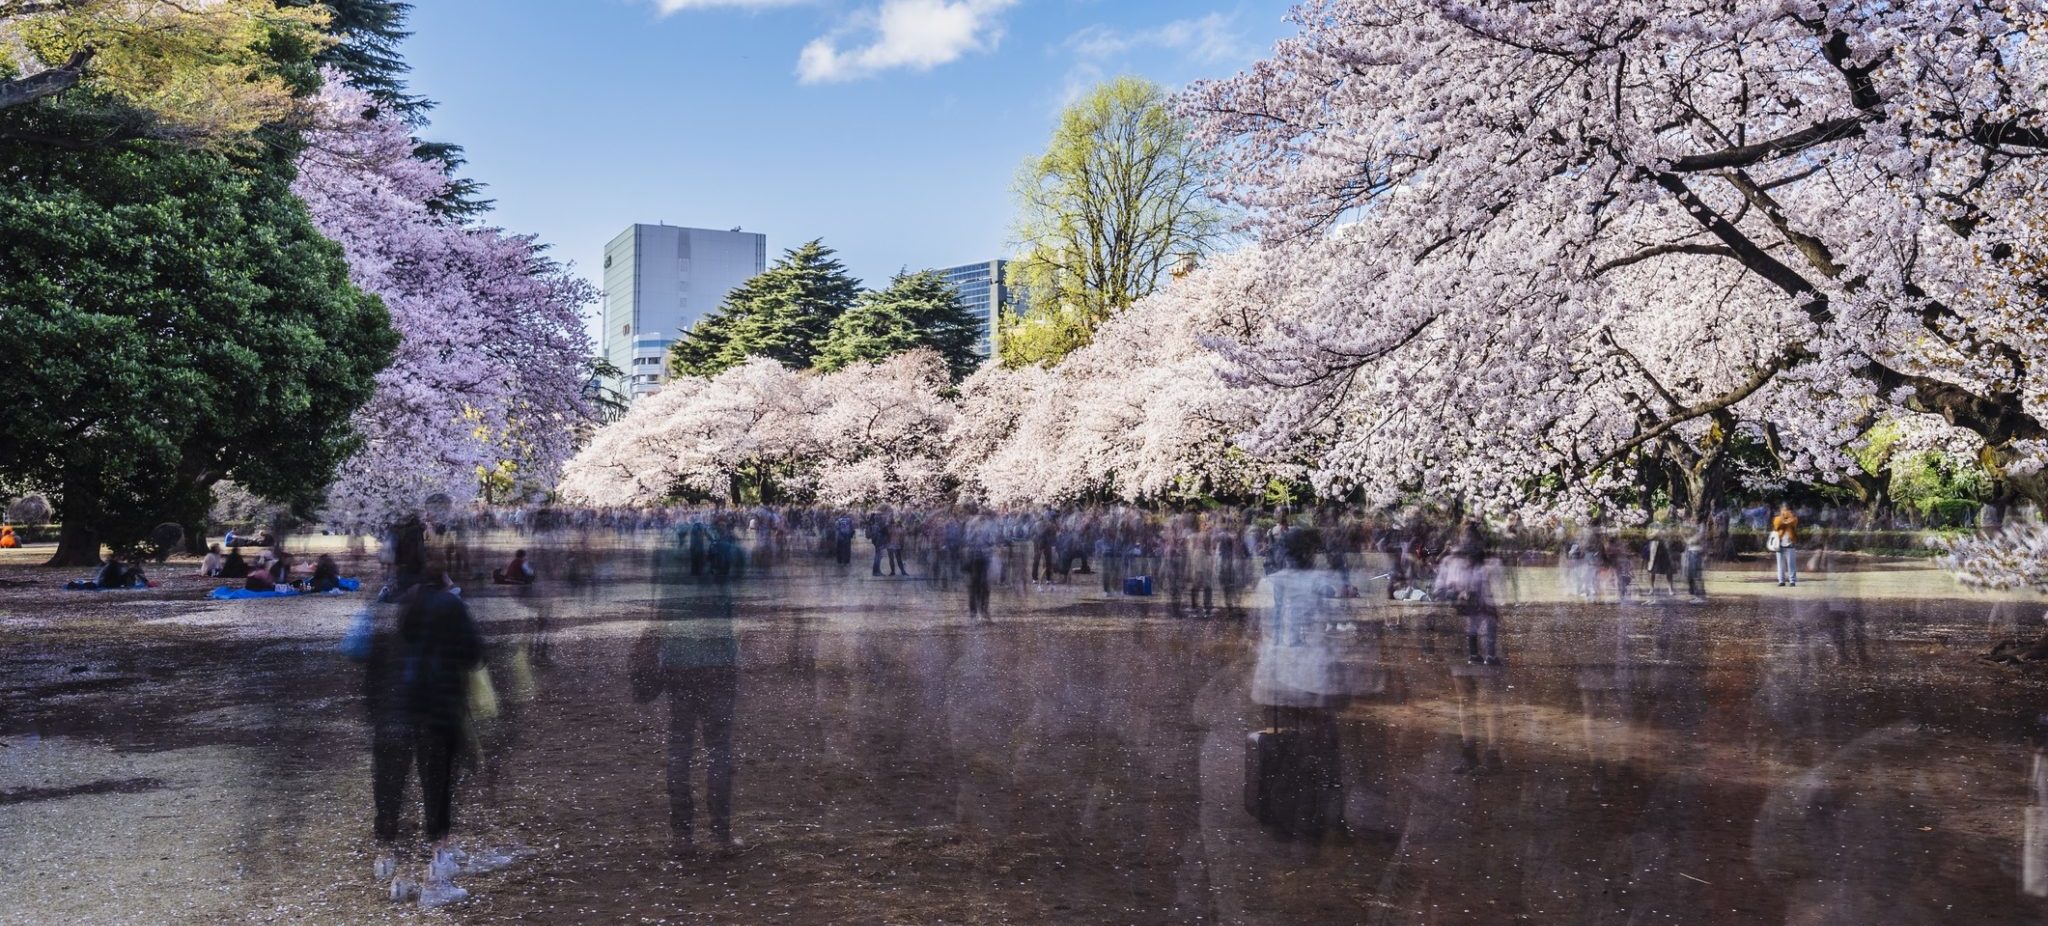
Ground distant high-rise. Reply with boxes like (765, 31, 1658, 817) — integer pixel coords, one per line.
(937, 259, 1022, 358)
(602, 224, 767, 400)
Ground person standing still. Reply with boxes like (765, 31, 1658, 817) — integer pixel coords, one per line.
(1771, 502, 1800, 587)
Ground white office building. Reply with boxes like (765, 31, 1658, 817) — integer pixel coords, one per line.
(601, 224, 767, 399)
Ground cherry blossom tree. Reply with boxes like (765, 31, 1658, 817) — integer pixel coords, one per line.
(558, 354, 956, 508)
(948, 250, 1300, 507)
(811, 350, 955, 507)
(294, 81, 596, 530)
(1185, 0, 2048, 519)
(558, 359, 819, 506)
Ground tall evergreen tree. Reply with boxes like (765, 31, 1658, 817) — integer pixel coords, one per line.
(670, 240, 861, 376)
(294, 0, 492, 217)
(816, 269, 984, 382)
(308, 0, 421, 116)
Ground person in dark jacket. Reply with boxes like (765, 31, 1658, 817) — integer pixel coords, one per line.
(308, 554, 343, 593)
(366, 572, 485, 906)
(220, 548, 251, 580)
(95, 556, 144, 589)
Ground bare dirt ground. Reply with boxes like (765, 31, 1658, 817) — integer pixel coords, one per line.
(4, 536, 2048, 925)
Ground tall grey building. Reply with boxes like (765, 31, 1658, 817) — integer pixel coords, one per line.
(937, 259, 1022, 358)
(601, 224, 767, 400)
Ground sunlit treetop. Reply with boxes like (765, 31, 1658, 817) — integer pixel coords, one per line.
(0, 0, 333, 145)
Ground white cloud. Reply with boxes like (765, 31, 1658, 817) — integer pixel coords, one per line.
(1064, 13, 1247, 65)
(648, 0, 806, 13)
(797, 0, 1016, 84)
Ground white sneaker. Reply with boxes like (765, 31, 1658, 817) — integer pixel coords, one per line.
(373, 854, 396, 881)
(419, 879, 470, 908)
(387, 877, 419, 903)
(430, 848, 464, 881)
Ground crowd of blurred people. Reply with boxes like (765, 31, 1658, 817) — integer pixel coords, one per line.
(336, 496, 1877, 907)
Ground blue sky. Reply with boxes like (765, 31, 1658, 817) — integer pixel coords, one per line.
(398, 0, 1296, 328)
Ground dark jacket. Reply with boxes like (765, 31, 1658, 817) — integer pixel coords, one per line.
(366, 588, 483, 731)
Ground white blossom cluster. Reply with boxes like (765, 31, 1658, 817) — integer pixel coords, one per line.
(557, 351, 955, 508)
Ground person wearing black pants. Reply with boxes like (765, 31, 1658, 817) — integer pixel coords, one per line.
(372, 723, 462, 848)
(364, 567, 484, 907)
(963, 543, 992, 621)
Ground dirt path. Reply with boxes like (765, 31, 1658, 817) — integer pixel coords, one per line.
(3, 538, 2047, 924)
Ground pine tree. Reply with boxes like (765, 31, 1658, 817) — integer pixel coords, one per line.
(308, 0, 422, 117)
(671, 240, 862, 377)
(817, 270, 984, 381)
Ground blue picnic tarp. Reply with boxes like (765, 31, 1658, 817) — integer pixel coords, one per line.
(208, 578, 360, 600)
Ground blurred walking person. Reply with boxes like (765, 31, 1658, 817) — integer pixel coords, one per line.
(642, 521, 745, 854)
(363, 568, 486, 907)
(963, 529, 993, 622)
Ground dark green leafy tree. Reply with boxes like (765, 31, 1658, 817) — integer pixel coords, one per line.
(0, 116, 397, 566)
(816, 269, 984, 381)
(671, 239, 861, 376)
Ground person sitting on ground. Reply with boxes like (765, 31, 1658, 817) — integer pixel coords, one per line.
(220, 548, 250, 579)
(308, 554, 343, 593)
(494, 549, 536, 585)
(245, 566, 277, 593)
(270, 548, 295, 585)
(199, 544, 224, 577)
(97, 556, 145, 589)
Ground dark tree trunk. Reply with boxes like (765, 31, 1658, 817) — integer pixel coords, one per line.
(47, 477, 104, 568)
(184, 520, 211, 556)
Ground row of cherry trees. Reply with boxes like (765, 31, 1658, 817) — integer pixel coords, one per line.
(561, 0, 2048, 545)
(558, 250, 1307, 510)
(559, 351, 953, 508)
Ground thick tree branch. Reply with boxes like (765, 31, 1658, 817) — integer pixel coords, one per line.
(1664, 117, 1865, 172)
(1587, 345, 1812, 475)
(1590, 242, 1736, 277)
(0, 47, 94, 112)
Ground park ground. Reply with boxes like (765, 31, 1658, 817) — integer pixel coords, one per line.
(3, 537, 2048, 924)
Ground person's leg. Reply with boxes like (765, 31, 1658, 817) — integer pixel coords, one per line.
(700, 668, 739, 844)
(416, 724, 460, 846)
(371, 726, 411, 846)
(667, 680, 702, 844)
(414, 724, 467, 905)
(872, 541, 883, 576)
(1786, 546, 1797, 585)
